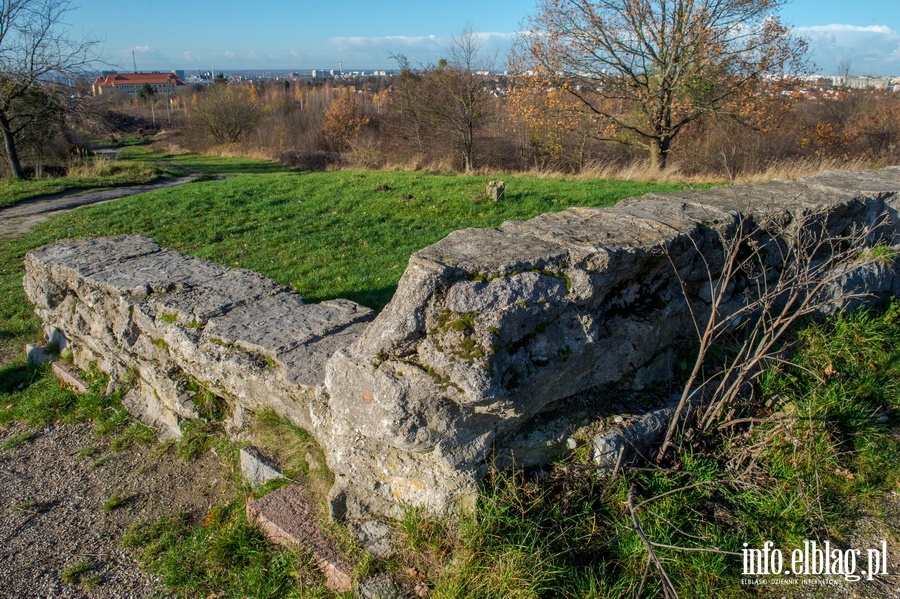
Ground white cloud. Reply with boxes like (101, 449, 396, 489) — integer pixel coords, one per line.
(327, 32, 513, 67)
(131, 45, 153, 53)
(329, 35, 442, 50)
(795, 24, 900, 76)
(475, 31, 517, 41)
(223, 50, 235, 58)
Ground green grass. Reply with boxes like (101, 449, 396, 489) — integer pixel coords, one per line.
(90, 455, 113, 469)
(758, 304, 900, 516)
(250, 409, 333, 503)
(77, 445, 99, 458)
(1, 429, 36, 450)
(0, 362, 155, 451)
(60, 560, 96, 586)
(0, 146, 295, 209)
(176, 418, 218, 461)
(0, 157, 166, 209)
(80, 572, 102, 589)
(117, 146, 298, 176)
(0, 160, 690, 314)
(102, 493, 131, 512)
(122, 502, 329, 598)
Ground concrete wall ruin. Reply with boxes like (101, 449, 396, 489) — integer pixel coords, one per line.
(23, 168, 900, 524)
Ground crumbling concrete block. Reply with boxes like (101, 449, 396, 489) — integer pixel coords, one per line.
(22, 167, 900, 525)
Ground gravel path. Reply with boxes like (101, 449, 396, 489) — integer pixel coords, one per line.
(0, 169, 231, 597)
(0, 421, 234, 598)
(0, 175, 203, 239)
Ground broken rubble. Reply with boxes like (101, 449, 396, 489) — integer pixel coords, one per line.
(240, 446, 285, 488)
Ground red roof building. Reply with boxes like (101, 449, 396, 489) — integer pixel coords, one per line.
(92, 72, 186, 96)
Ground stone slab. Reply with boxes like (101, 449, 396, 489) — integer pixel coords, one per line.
(246, 483, 353, 592)
(23, 234, 374, 440)
(51, 361, 88, 393)
(25, 344, 56, 366)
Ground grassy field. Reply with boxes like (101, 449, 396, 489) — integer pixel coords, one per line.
(1, 153, 898, 598)
(1, 151, 690, 310)
(0, 157, 166, 209)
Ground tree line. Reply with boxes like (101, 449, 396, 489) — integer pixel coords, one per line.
(2, 0, 899, 180)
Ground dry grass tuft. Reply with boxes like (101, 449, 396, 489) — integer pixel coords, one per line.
(249, 409, 333, 504)
(735, 157, 885, 183)
(67, 157, 157, 179)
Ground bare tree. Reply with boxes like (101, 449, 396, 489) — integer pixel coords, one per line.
(657, 206, 893, 459)
(0, 0, 99, 178)
(428, 23, 494, 172)
(386, 26, 494, 172)
(516, 0, 808, 170)
(387, 53, 430, 158)
(189, 83, 262, 146)
(385, 24, 492, 171)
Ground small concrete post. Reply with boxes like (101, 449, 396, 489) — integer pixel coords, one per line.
(486, 180, 505, 202)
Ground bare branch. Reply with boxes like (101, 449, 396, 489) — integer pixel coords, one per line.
(0, 0, 100, 177)
(626, 485, 681, 599)
(658, 204, 894, 457)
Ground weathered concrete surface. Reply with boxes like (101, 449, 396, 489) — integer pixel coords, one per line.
(23, 235, 373, 439)
(323, 167, 900, 519)
(22, 167, 900, 525)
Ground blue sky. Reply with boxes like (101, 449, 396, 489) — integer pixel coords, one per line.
(67, 0, 900, 75)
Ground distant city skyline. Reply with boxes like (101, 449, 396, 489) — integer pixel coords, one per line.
(66, 0, 900, 76)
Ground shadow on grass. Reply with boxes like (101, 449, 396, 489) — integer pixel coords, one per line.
(339, 285, 398, 313)
(0, 362, 40, 394)
(147, 154, 298, 177)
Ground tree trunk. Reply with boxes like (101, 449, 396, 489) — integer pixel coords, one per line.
(648, 137, 671, 171)
(462, 127, 474, 172)
(462, 145, 474, 172)
(0, 111, 25, 179)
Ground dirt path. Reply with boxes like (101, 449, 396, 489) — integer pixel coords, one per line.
(0, 421, 234, 598)
(0, 175, 203, 239)
(0, 167, 240, 597)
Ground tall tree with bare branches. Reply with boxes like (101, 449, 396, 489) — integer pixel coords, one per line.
(515, 0, 808, 170)
(0, 0, 99, 178)
(387, 26, 495, 171)
(429, 23, 494, 172)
